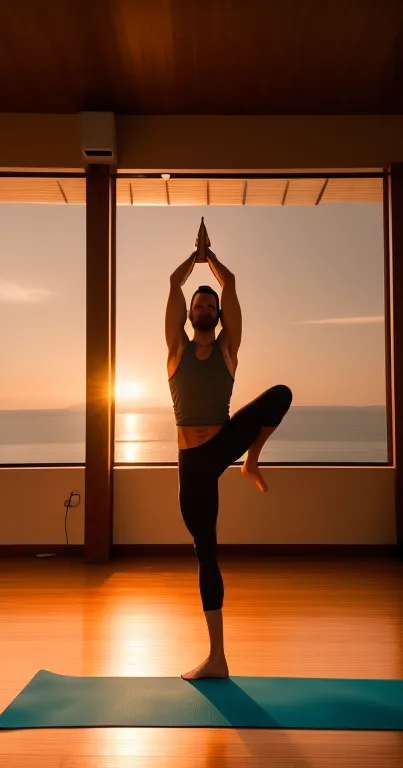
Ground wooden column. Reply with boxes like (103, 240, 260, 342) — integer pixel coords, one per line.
(386, 164, 403, 555)
(85, 165, 116, 563)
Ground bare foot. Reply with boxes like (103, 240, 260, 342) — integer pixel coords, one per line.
(241, 461, 268, 493)
(181, 655, 229, 680)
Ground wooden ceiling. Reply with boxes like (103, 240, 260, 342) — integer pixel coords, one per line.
(0, 176, 383, 205)
(0, 0, 402, 115)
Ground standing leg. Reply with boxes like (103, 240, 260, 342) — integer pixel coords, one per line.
(178, 455, 229, 679)
(204, 607, 225, 660)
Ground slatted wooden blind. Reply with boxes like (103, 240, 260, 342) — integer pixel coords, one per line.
(0, 176, 383, 205)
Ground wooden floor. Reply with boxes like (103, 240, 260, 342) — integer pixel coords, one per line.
(0, 554, 403, 767)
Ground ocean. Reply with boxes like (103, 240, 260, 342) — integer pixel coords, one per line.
(0, 406, 389, 464)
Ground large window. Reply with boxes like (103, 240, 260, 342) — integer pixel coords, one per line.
(0, 175, 86, 466)
(1, 173, 388, 468)
(115, 176, 388, 465)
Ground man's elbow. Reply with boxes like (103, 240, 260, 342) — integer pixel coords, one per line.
(223, 272, 235, 286)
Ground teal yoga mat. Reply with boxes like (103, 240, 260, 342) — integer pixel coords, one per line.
(0, 670, 402, 730)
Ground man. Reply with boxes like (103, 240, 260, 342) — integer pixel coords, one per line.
(165, 226, 293, 680)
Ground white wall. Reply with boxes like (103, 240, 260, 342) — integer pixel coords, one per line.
(1, 467, 397, 545)
(2, 114, 403, 170)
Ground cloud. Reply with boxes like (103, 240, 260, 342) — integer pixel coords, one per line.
(0, 280, 55, 304)
(292, 315, 384, 325)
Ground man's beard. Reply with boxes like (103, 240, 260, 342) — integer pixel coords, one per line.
(191, 315, 219, 331)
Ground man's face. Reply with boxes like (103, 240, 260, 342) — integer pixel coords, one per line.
(189, 293, 219, 330)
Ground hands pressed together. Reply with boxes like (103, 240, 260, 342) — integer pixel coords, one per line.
(189, 219, 234, 287)
(192, 246, 217, 265)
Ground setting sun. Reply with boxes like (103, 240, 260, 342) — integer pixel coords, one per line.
(115, 379, 147, 402)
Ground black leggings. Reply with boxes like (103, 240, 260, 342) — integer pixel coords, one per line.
(178, 384, 293, 611)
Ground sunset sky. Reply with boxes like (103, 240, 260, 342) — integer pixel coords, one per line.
(0, 201, 386, 411)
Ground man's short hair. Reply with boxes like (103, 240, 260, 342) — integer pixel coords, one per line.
(190, 285, 220, 317)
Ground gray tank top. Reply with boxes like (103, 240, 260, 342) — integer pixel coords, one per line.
(168, 340, 235, 426)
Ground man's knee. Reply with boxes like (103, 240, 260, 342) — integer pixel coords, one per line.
(275, 384, 293, 404)
(194, 537, 217, 562)
(262, 384, 292, 427)
(273, 384, 293, 413)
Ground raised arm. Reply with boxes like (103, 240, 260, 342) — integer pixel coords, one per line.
(170, 252, 198, 287)
(207, 250, 242, 356)
(206, 249, 234, 287)
(165, 253, 197, 352)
